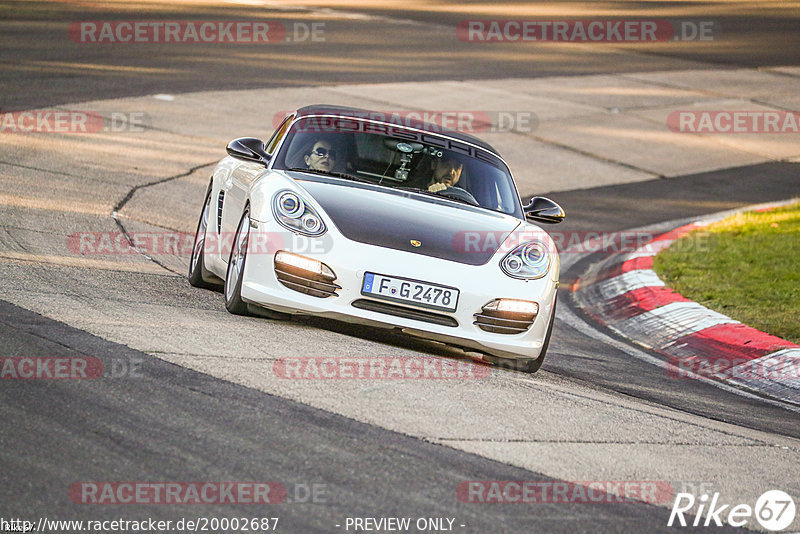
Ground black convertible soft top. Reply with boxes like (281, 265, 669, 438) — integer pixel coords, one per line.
(294, 104, 500, 156)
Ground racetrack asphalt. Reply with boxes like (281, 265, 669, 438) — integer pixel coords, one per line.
(2, 1, 800, 532)
(5, 300, 702, 533)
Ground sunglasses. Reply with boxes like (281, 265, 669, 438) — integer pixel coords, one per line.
(312, 147, 337, 158)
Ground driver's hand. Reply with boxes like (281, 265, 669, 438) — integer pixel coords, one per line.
(428, 182, 447, 193)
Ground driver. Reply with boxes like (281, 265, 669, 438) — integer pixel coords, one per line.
(426, 156, 463, 192)
(304, 139, 338, 172)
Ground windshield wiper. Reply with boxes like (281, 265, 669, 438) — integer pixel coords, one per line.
(285, 167, 373, 184)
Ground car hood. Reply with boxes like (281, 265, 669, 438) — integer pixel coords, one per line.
(290, 173, 521, 266)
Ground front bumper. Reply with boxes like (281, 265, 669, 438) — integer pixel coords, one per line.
(240, 219, 559, 361)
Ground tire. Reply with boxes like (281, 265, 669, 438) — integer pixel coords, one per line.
(485, 294, 557, 374)
(188, 182, 222, 289)
(224, 207, 253, 315)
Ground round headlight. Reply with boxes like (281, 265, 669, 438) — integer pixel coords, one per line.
(277, 192, 304, 219)
(500, 240, 551, 279)
(272, 189, 327, 237)
(502, 255, 524, 273)
(301, 213, 322, 234)
(521, 242, 547, 268)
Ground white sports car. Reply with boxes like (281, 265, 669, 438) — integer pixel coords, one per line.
(189, 105, 565, 372)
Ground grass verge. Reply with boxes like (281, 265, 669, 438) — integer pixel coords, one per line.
(652, 200, 800, 344)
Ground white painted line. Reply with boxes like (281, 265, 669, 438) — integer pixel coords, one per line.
(615, 301, 738, 349)
(625, 249, 658, 259)
(153, 94, 175, 101)
(633, 239, 675, 255)
(728, 349, 800, 404)
(588, 249, 653, 273)
(736, 348, 800, 371)
(595, 270, 664, 301)
(597, 239, 676, 271)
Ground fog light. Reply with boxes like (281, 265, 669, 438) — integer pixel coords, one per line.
(274, 250, 340, 298)
(474, 299, 538, 334)
(487, 299, 538, 316)
(498, 299, 538, 315)
(274, 251, 334, 279)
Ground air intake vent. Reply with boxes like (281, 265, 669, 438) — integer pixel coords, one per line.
(217, 191, 225, 233)
(274, 252, 340, 298)
(474, 299, 537, 334)
(352, 299, 458, 327)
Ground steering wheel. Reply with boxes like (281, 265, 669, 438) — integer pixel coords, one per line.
(436, 186, 480, 206)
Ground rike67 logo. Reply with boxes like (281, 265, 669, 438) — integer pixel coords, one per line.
(669, 490, 796, 531)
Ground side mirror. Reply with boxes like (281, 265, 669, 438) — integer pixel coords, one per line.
(226, 137, 270, 166)
(523, 196, 565, 224)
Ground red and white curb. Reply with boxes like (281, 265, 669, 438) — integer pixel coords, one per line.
(573, 204, 800, 406)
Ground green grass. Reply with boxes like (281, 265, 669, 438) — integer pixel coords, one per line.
(652, 200, 800, 344)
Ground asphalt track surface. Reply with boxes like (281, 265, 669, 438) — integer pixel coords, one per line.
(2, 1, 800, 533)
(3, 0, 800, 110)
(2, 299, 731, 533)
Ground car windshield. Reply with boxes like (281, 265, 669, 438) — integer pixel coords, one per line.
(271, 115, 523, 217)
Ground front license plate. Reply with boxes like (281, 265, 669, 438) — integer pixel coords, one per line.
(361, 272, 459, 313)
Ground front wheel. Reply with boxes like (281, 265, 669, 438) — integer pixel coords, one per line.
(224, 208, 252, 315)
(188, 182, 222, 289)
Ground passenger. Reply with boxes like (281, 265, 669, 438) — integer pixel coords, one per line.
(304, 139, 338, 172)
